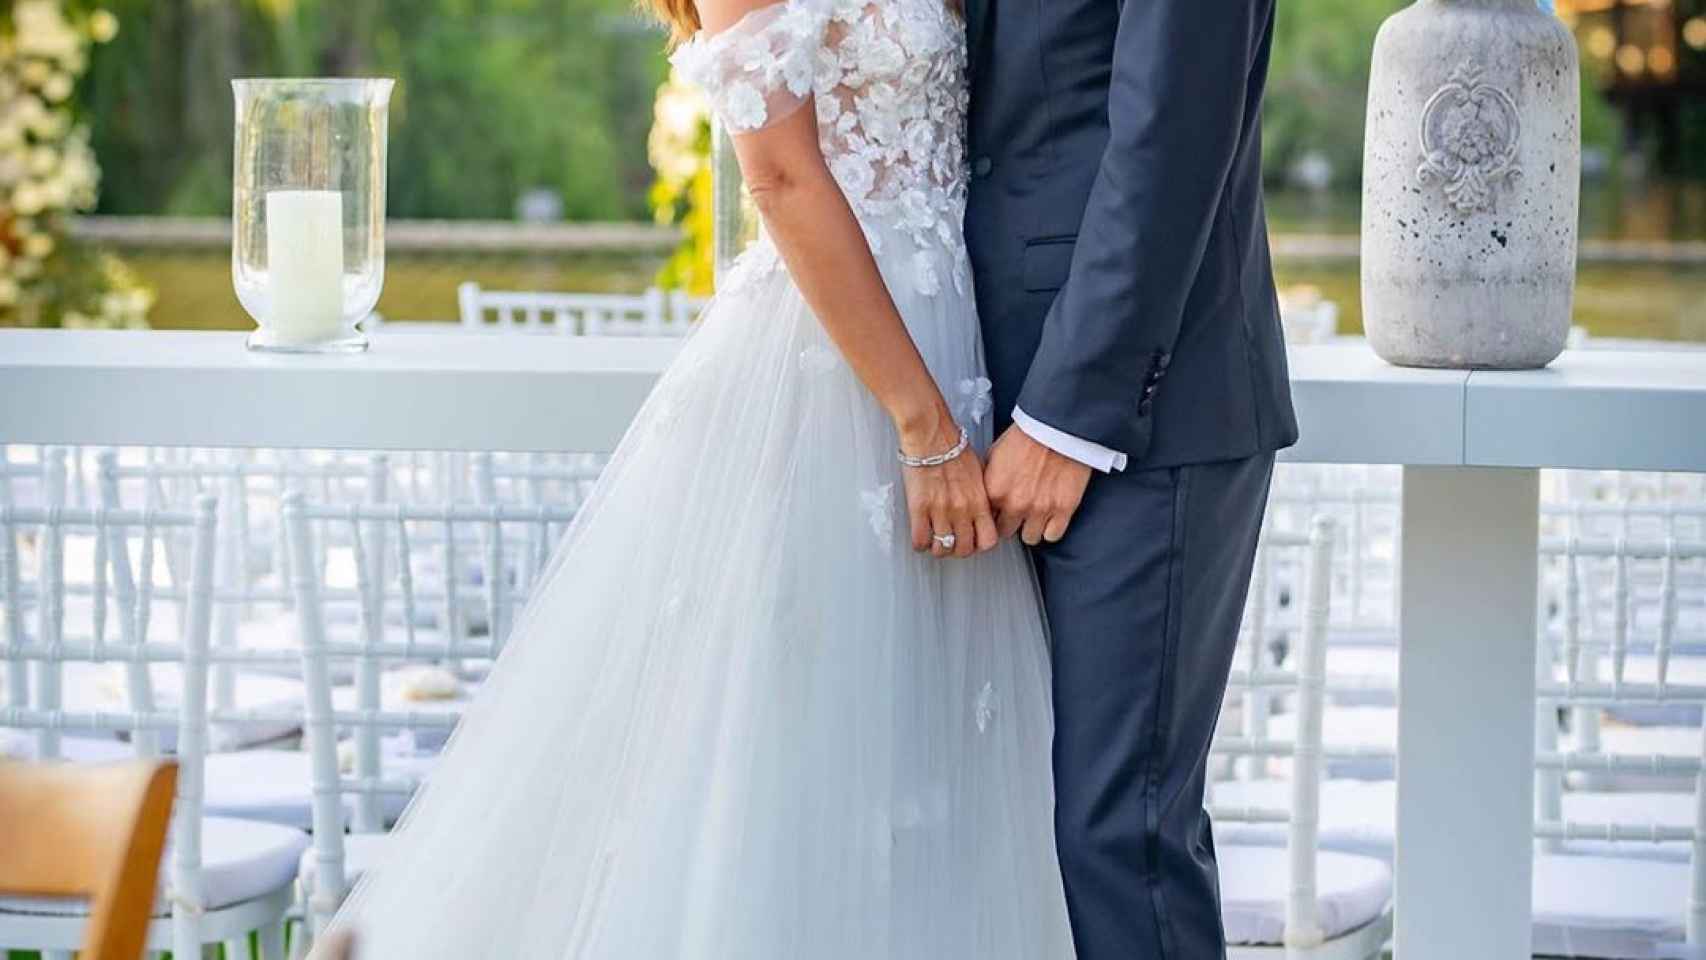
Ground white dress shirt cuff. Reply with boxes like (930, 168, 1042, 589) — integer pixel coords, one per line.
(1011, 407, 1129, 473)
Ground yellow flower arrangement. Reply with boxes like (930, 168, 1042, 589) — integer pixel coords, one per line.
(647, 65, 715, 297)
(0, 1, 151, 328)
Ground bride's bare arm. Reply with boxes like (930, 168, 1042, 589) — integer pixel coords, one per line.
(700, 0, 997, 557)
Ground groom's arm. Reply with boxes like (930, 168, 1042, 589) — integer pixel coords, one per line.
(1013, 0, 1269, 460)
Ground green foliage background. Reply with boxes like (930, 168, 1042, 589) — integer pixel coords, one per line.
(75, 0, 667, 220)
(67, 0, 1634, 224)
(1262, 0, 1622, 190)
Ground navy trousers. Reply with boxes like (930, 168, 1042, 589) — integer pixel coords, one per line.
(1033, 452, 1275, 960)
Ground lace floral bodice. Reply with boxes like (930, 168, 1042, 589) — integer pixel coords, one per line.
(671, 0, 970, 297)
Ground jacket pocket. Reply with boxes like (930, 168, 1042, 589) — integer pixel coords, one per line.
(1021, 235, 1076, 293)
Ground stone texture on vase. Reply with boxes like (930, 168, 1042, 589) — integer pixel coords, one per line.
(1361, 0, 1580, 369)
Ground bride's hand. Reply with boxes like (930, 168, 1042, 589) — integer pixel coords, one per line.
(898, 412, 999, 559)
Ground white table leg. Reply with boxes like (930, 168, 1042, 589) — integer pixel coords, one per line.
(1396, 466, 1539, 959)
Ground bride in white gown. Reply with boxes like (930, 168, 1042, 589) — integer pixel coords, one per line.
(330, 0, 1075, 955)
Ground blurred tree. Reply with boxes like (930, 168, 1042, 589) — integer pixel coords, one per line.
(1, 0, 155, 328)
(1263, 0, 1395, 190)
(1263, 0, 1622, 190)
(76, 0, 666, 220)
(647, 64, 711, 294)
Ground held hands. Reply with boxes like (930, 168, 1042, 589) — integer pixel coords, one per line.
(898, 409, 1000, 559)
(984, 424, 1093, 546)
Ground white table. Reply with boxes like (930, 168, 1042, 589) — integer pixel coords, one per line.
(5, 329, 1706, 958)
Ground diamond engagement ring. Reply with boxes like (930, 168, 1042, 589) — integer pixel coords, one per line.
(933, 532, 957, 550)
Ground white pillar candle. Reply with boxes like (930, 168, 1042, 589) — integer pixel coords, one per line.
(266, 190, 345, 344)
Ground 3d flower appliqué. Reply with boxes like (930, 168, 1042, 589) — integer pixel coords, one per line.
(674, 0, 971, 294)
(861, 482, 895, 553)
(974, 681, 998, 734)
(958, 377, 992, 425)
(798, 342, 840, 374)
(720, 81, 769, 131)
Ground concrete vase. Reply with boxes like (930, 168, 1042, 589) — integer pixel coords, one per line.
(1361, 0, 1580, 369)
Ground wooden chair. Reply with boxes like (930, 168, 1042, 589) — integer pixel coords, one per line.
(309, 928, 357, 960)
(0, 760, 178, 960)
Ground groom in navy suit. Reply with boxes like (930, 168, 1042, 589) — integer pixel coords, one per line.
(968, 0, 1298, 956)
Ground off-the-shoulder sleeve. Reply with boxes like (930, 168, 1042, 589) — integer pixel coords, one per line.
(669, 0, 828, 134)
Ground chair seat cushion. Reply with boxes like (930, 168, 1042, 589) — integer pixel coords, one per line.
(1218, 844, 1392, 945)
(1533, 853, 1688, 959)
(298, 832, 394, 897)
(0, 815, 308, 917)
(331, 670, 469, 752)
(0, 728, 135, 763)
(1325, 646, 1399, 685)
(203, 749, 327, 830)
(203, 748, 434, 830)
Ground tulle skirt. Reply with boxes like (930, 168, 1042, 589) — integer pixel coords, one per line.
(333, 225, 1076, 958)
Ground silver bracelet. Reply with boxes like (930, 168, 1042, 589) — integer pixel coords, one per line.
(897, 426, 970, 468)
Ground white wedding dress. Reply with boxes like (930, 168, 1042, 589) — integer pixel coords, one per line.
(332, 0, 1075, 955)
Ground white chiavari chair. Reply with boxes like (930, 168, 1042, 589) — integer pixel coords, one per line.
(2, 446, 89, 510)
(1266, 465, 1403, 738)
(1267, 465, 1402, 641)
(0, 447, 70, 759)
(1531, 532, 1706, 957)
(1537, 531, 1706, 854)
(0, 495, 307, 960)
(470, 451, 597, 598)
(0, 445, 39, 507)
(1213, 513, 1398, 864)
(457, 282, 696, 337)
(87, 451, 317, 748)
(1224, 466, 1403, 787)
(1204, 518, 1394, 957)
(668, 289, 710, 329)
(1539, 478, 1706, 798)
(1213, 506, 1400, 865)
(87, 449, 406, 835)
(279, 492, 576, 950)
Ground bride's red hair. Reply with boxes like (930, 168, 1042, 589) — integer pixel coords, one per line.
(646, 0, 701, 44)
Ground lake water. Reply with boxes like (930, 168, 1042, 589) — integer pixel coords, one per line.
(1265, 182, 1706, 342)
(72, 183, 1706, 343)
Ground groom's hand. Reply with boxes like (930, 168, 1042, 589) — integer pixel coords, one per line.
(985, 426, 1092, 546)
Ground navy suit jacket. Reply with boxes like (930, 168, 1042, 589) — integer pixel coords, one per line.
(964, 0, 1299, 469)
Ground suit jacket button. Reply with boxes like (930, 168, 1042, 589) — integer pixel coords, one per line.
(972, 156, 993, 178)
(1154, 350, 1173, 370)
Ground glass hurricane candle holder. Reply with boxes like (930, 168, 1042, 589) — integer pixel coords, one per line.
(232, 78, 394, 353)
